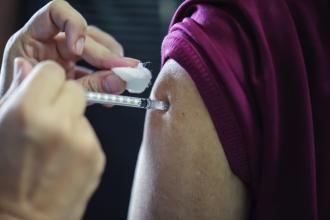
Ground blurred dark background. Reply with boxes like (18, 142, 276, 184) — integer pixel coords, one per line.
(0, 0, 182, 219)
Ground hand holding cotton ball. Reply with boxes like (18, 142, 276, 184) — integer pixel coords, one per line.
(86, 63, 169, 110)
(112, 63, 152, 94)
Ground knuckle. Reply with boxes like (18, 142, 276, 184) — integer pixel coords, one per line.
(87, 25, 105, 37)
(11, 103, 74, 150)
(49, 0, 65, 12)
(87, 25, 99, 34)
(87, 25, 99, 32)
(80, 18, 88, 30)
(65, 81, 86, 104)
(114, 42, 124, 56)
(75, 17, 88, 35)
(19, 108, 69, 143)
(43, 122, 73, 150)
(35, 61, 66, 81)
(14, 99, 47, 127)
(80, 144, 106, 178)
(45, 124, 69, 145)
(92, 150, 106, 177)
(76, 141, 102, 166)
(50, 0, 87, 29)
(14, 101, 34, 126)
(96, 151, 106, 174)
(50, 0, 68, 8)
(87, 25, 104, 37)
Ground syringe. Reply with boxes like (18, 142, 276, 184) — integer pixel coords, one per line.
(86, 92, 169, 111)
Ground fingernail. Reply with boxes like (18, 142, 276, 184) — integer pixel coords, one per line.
(103, 74, 125, 93)
(122, 57, 140, 66)
(75, 37, 85, 55)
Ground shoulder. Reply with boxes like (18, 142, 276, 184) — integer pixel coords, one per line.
(129, 59, 249, 220)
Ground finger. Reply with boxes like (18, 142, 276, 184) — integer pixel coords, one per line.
(9, 57, 34, 89)
(53, 80, 86, 117)
(76, 70, 126, 94)
(71, 66, 93, 79)
(17, 60, 66, 105)
(87, 26, 124, 56)
(73, 68, 120, 108)
(55, 32, 140, 69)
(0, 58, 33, 107)
(15, 57, 34, 83)
(23, 0, 87, 55)
(55, 33, 139, 69)
(83, 36, 140, 69)
(54, 32, 79, 61)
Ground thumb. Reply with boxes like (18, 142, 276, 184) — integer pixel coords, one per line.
(76, 70, 126, 94)
(0, 58, 33, 106)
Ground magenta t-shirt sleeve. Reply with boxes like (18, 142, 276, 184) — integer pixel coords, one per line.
(162, 2, 260, 186)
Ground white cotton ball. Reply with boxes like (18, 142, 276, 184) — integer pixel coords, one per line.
(112, 63, 152, 94)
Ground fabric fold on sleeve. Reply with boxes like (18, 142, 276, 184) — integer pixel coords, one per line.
(162, 11, 261, 187)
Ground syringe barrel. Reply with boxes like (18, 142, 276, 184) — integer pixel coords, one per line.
(86, 92, 143, 108)
(86, 92, 169, 111)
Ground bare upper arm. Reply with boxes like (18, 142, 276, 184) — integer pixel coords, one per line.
(129, 59, 249, 220)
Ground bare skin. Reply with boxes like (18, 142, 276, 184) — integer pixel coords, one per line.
(1, 1, 249, 219)
(129, 59, 249, 220)
(0, 59, 105, 220)
(0, 1, 141, 219)
(0, 0, 138, 96)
